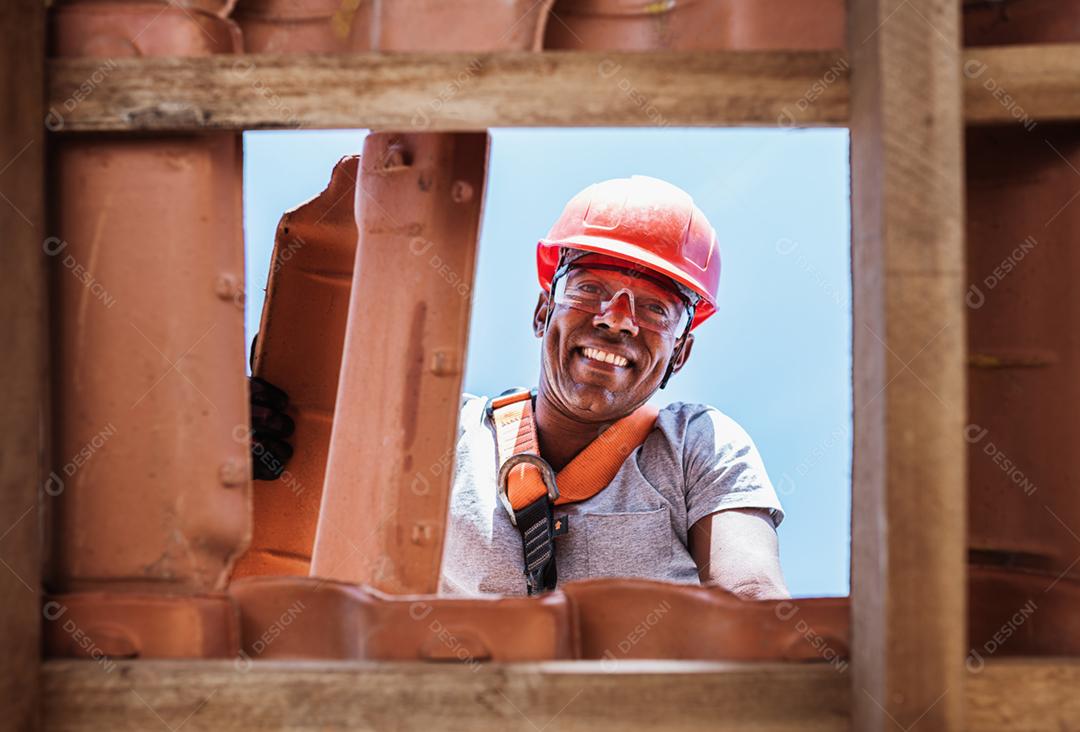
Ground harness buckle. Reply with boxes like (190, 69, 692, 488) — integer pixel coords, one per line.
(497, 452, 559, 526)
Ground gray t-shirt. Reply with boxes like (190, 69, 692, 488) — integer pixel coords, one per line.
(438, 394, 783, 596)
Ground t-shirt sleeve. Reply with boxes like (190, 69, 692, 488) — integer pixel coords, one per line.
(682, 407, 784, 529)
(458, 393, 482, 442)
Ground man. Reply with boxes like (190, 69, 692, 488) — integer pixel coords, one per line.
(253, 175, 788, 600)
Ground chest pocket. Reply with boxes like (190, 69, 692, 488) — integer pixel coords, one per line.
(584, 505, 673, 580)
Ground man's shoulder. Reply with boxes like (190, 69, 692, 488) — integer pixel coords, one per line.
(654, 401, 755, 446)
(656, 400, 713, 419)
(458, 393, 491, 434)
(461, 392, 487, 408)
(655, 400, 724, 427)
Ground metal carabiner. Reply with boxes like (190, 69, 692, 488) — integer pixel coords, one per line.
(496, 452, 559, 526)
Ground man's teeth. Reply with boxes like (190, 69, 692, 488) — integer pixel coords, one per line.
(582, 347, 629, 367)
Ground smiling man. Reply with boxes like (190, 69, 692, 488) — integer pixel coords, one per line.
(438, 175, 789, 598)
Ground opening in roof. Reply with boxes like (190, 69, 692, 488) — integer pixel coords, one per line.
(241, 128, 852, 613)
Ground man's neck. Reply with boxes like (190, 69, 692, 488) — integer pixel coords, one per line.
(533, 385, 616, 472)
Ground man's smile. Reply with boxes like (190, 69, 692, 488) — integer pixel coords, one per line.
(576, 345, 633, 369)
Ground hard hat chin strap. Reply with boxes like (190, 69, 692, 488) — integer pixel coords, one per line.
(659, 335, 686, 390)
(659, 297, 695, 390)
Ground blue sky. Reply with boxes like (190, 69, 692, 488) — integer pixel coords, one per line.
(244, 128, 852, 597)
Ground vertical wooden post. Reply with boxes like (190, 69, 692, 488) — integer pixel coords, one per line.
(311, 132, 488, 593)
(0, 0, 45, 728)
(849, 0, 966, 730)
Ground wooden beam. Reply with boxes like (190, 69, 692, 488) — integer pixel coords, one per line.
(848, 0, 967, 730)
(0, 1, 45, 730)
(46, 50, 850, 131)
(967, 659, 1080, 729)
(963, 43, 1080, 125)
(45, 46, 1080, 132)
(42, 660, 851, 731)
(40, 658, 1080, 730)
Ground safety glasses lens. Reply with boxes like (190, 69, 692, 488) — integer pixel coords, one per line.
(552, 271, 688, 335)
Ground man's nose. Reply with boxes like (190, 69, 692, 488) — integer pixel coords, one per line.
(593, 289, 639, 337)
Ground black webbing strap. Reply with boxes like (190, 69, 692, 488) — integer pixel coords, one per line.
(511, 497, 568, 596)
(490, 388, 570, 595)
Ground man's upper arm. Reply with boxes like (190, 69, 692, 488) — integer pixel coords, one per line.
(688, 508, 789, 600)
(682, 407, 784, 530)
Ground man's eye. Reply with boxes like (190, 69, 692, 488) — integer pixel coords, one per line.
(575, 283, 602, 295)
(644, 302, 669, 316)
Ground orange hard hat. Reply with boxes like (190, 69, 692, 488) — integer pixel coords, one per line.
(537, 175, 721, 329)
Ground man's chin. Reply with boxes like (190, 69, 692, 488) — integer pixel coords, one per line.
(560, 381, 634, 420)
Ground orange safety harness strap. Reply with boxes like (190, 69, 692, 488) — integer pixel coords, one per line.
(489, 389, 659, 594)
(492, 391, 660, 509)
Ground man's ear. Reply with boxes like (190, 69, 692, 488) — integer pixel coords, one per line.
(533, 291, 550, 338)
(670, 333, 695, 375)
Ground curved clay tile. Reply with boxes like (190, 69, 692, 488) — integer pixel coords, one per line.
(232, 155, 361, 580)
(50, 0, 249, 598)
(235, 0, 555, 52)
(544, 0, 844, 51)
(310, 132, 489, 594)
(234, 0, 374, 53)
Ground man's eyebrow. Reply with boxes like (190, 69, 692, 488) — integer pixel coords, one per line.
(573, 264, 684, 299)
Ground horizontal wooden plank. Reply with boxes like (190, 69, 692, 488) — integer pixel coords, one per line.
(40, 658, 1080, 730)
(42, 659, 850, 731)
(963, 43, 1080, 125)
(967, 659, 1080, 730)
(46, 45, 1080, 132)
(46, 50, 849, 131)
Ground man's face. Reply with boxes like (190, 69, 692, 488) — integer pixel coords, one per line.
(534, 256, 695, 422)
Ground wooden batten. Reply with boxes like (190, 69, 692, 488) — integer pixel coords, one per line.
(39, 658, 1080, 730)
(962, 43, 1080, 124)
(45, 46, 1080, 133)
(848, 0, 967, 729)
(0, 1, 46, 730)
(47, 50, 849, 131)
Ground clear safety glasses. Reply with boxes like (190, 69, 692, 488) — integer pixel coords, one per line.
(551, 264, 693, 337)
